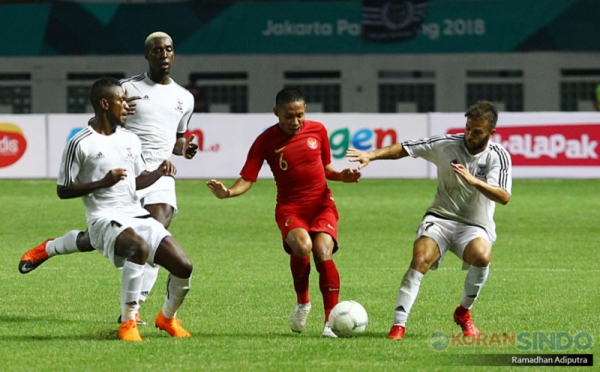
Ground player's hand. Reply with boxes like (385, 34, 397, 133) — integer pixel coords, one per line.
(183, 134, 199, 159)
(340, 168, 361, 183)
(125, 95, 142, 116)
(451, 162, 477, 185)
(206, 179, 230, 199)
(346, 148, 371, 169)
(101, 168, 127, 187)
(157, 160, 177, 177)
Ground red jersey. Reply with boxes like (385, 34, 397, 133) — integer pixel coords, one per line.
(240, 120, 332, 206)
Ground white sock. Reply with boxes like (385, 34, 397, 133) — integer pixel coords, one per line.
(161, 274, 191, 319)
(140, 263, 160, 303)
(121, 261, 145, 322)
(393, 268, 424, 326)
(460, 265, 489, 309)
(45, 230, 80, 257)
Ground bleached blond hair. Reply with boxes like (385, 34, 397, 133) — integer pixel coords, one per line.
(144, 31, 172, 48)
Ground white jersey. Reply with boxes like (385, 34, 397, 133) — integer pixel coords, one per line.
(57, 126, 149, 221)
(403, 134, 512, 241)
(120, 73, 194, 171)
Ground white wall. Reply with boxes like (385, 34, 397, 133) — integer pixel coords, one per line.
(2, 52, 600, 113)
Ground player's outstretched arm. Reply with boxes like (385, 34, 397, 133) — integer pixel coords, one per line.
(206, 177, 253, 199)
(346, 143, 408, 169)
(57, 168, 127, 199)
(136, 160, 177, 190)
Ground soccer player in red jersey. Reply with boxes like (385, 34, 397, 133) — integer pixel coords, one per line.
(207, 88, 361, 337)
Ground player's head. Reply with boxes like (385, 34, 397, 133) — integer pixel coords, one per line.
(463, 100, 498, 154)
(89, 77, 128, 126)
(274, 88, 306, 136)
(144, 31, 174, 80)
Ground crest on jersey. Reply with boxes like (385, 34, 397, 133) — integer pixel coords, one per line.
(175, 99, 183, 113)
(125, 147, 134, 161)
(307, 137, 318, 149)
(476, 164, 487, 178)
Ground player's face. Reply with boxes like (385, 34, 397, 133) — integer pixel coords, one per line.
(274, 100, 306, 136)
(104, 86, 129, 126)
(464, 118, 495, 154)
(145, 37, 174, 77)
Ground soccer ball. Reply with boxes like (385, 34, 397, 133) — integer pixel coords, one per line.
(329, 300, 368, 337)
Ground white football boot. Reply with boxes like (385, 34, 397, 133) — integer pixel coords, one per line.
(321, 321, 338, 338)
(289, 302, 312, 333)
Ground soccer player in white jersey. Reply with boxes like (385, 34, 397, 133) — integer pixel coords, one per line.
(53, 77, 193, 341)
(19, 32, 197, 325)
(346, 101, 512, 340)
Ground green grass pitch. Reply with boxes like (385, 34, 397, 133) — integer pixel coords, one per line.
(0, 179, 598, 371)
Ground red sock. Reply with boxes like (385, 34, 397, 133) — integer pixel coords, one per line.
(316, 260, 340, 321)
(290, 253, 311, 304)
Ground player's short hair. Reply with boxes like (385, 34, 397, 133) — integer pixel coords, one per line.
(144, 31, 172, 52)
(465, 100, 498, 129)
(276, 87, 304, 107)
(89, 77, 121, 110)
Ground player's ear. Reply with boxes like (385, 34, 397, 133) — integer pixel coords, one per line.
(273, 107, 278, 117)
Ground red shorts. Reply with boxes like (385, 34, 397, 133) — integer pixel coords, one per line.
(275, 197, 339, 254)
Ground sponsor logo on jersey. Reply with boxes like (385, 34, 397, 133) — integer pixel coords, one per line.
(307, 137, 318, 149)
(96, 152, 104, 159)
(175, 99, 183, 113)
(0, 123, 27, 168)
(143, 95, 150, 100)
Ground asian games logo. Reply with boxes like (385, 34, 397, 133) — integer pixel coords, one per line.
(307, 137, 318, 149)
(175, 99, 183, 113)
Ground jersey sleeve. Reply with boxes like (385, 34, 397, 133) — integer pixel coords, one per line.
(320, 124, 332, 166)
(177, 91, 194, 134)
(487, 145, 512, 194)
(57, 137, 83, 187)
(402, 135, 446, 164)
(240, 135, 266, 182)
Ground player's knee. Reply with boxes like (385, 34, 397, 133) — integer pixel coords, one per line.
(292, 238, 312, 257)
(128, 240, 150, 263)
(175, 257, 193, 278)
(471, 250, 491, 267)
(182, 259, 193, 278)
(410, 250, 437, 273)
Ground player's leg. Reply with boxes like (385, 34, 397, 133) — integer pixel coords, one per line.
(137, 181, 177, 314)
(285, 227, 313, 333)
(19, 230, 94, 274)
(388, 236, 441, 340)
(140, 203, 174, 304)
(112, 227, 152, 342)
(311, 232, 339, 338)
(151, 236, 193, 338)
(453, 234, 492, 339)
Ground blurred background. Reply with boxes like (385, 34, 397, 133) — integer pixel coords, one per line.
(1, 0, 599, 114)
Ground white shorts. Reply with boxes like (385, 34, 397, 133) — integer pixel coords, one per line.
(88, 214, 171, 268)
(415, 214, 493, 270)
(136, 176, 178, 216)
